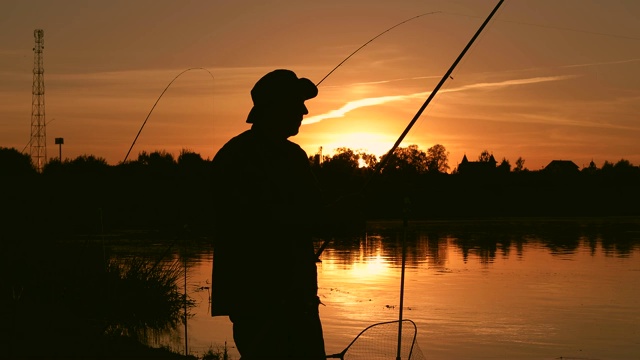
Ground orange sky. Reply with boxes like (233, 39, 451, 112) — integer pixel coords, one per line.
(1, 0, 640, 171)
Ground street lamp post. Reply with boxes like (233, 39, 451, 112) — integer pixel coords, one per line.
(54, 137, 64, 161)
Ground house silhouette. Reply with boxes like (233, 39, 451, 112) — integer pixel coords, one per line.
(457, 154, 497, 175)
(544, 160, 579, 174)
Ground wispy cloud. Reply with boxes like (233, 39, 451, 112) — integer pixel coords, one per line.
(304, 93, 423, 125)
(509, 113, 640, 131)
(321, 75, 441, 88)
(562, 58, 640, 69)
(304, 75, 576, 125)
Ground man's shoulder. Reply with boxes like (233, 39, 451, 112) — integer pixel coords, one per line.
(224, 130, 256, 148)
(284, 139, 307, 156)
(213, 129, 309, 162)
(213, 130, 254, 160)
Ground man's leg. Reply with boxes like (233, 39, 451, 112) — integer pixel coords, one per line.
(230, 299, 325, 360)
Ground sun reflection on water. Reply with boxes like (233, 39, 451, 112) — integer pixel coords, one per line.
(348, 253, 389, 279)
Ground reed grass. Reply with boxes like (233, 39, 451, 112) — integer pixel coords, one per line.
(101, 256, 195, 341)
(201, 342, 231, 360)
(2, 239, 196, 358)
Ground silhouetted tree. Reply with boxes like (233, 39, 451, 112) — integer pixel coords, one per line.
(606, 159, 640, 183)
(315, 147, 365, 199)
(380, 145, 428, 175)
(425, 144, 450, 173)
(601, 160, 615, 172)
(0, 147, 36, 176)
(69, 155, 109, 173)
(478, 150, 493, 162)
(322, 147, 360, 173)
(613, 159, 636, 172)
(177, 148, 209, 175)
(43, 154, 110, 175)
(177, 148, 203, 165)
(358, 151, 378, 169)
(43, 158, 64, 175)
(514, 157, 526, 172)
(137, 150, 175, 167)
(132, 150, 177, 176)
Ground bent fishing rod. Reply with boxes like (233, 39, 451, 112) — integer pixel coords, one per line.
(316, 0, 505, 259)
(315, 11, 440, 87)
(123, 67, 215, 163)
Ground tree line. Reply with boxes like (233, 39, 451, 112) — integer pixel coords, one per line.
(3, 144, 639, 177)
(1, 145, 640, 240)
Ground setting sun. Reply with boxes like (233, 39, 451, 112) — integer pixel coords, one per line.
(309, 131, 400, 159)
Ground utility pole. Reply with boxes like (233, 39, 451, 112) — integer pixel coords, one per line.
(30, 29, 46, 172)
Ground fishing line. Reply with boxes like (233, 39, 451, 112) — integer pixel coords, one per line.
(123, 67, 215, 163)
(315, 11, 441, 87)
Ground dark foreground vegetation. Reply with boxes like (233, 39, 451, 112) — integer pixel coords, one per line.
(0, 239, 200, 359)
(2, 145, 640, 358)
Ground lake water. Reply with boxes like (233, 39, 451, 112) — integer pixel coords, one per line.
(155, 217, 640, 360)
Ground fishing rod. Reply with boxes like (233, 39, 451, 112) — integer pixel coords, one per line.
(123, 67, 215, 163)
(368, 0, 505, 188)
(378, 3, 506, 359)
(316, 0, 505, 261)
(316, 11, 440, 87)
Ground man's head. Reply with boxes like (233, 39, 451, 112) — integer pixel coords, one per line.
(247, 69, 318, 138)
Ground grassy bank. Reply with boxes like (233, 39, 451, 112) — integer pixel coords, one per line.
(0, 235, 209, 359)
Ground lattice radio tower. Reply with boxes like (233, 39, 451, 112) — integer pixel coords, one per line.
(30, 29, 46, 172)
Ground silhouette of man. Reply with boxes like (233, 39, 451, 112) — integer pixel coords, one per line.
(210, 69, 326, 360)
